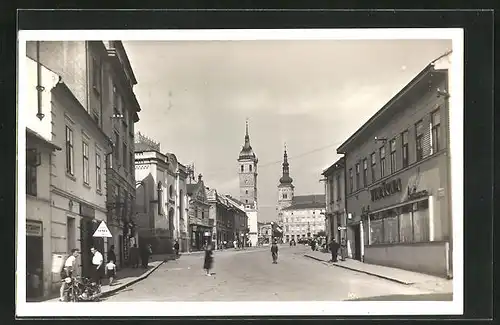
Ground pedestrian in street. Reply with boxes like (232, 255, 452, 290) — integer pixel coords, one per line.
(271, 240, 279, 264)
(130, 244, 139, 268)
(329, 239, 340, 262)
(90, 247, 104, 286)
(340, 238, 347, 261)
(108, 245, 116, 264)
(59, 249, 79, 301)
(174, 240, 180, 256)
(105, 259, 117, 286)
(203, 242, 214, 276)
(140, 244, 150, 269)
(311, 239, 317, 251)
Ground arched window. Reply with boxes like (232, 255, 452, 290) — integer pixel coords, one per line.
(157, 182, 163, 215)
(169, 185, 174, 199)
(241, 165, 244, 172)
(249, 165, 252, 172)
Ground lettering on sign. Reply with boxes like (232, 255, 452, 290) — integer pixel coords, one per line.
(93, 221, 112, 238)
(370, 178, 402, 202)
(26, 221, 43, 237)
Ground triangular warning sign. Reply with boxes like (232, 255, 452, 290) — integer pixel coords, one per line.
(93, 221, 112, 238)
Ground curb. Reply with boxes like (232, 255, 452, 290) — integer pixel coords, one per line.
(304, 254, 413, 286)
(99, 260, 166, 298)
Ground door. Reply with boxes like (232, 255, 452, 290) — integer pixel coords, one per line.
(26, 226, 43, 299)
(354, 224, 362, 261)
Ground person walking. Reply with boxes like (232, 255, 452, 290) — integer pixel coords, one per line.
(90, 247, 104, 286)
(141, 244, 151, 269)
(174, 240, 180, 257)
(105, 259, 117, 286)
(311, 238, 317, 251)
(203, 242, 214, 276)
(129, 244, 139, 268)
(340, 238, 347, 261)
(271, 240, 279, 264)
(107, 245, 116, 265)
(329, 239, 340, 262)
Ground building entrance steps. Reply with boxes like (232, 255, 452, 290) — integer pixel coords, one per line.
(304, 250, 453, 293)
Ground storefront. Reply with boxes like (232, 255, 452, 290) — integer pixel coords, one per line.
(190, 224, 212, 250)
(79, 203, 105, 278)
(26, 220, 44, 299)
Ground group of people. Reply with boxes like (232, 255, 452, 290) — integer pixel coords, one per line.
(327, 238, 347, 262)
(129, 243, 153, 269)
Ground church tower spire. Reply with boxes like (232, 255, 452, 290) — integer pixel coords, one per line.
(279, 142, 293, 185)
(277, 142, 294, 225)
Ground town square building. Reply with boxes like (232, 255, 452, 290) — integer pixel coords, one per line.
(336, 51, 453, 278)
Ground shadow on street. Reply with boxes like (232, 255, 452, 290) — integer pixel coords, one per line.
(346, 293, 453, 301)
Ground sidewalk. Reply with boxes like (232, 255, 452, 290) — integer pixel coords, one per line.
(40, 258, 170, 303)
(304, 250, 453, 293)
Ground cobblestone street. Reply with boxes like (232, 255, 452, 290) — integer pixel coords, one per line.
(103, 245, 450, 302)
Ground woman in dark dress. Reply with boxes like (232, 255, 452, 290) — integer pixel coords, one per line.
(203, 243, 214, 276)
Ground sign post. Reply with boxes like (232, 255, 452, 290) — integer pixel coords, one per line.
(93, 221, 113, 238)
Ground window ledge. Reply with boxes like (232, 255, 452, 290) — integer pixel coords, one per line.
(97, 189, 103, 196)
(83, 182, 91, 189)
(66, 173, 76, 182)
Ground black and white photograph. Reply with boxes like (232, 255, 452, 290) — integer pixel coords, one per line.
(17, 27, 464, 317)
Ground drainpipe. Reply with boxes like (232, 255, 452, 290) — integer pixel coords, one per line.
(35, 41, 45, 121)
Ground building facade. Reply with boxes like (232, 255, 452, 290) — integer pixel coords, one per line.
(257, 222, 272, 245)
(186, 175, 211, 251)
(134, 133, 189, 253)
(337, 52, 453, 278)
(281, 195, 326, 243)
(237, 121, 259, 246)
(322, 157, 350, 255)
(24, 42, 113, 298)
(100, 41, 141, 268)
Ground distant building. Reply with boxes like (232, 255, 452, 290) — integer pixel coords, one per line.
(257, 222, 272, 244)
(276, 145, 294, 224)
(134, 133, 189, 253)
(186, 174, 211, 251)
(336, 51, 453, 278)
(322, 157, 347, 253)
(237, 121, 258, 246)
(281, 195, 326, 243)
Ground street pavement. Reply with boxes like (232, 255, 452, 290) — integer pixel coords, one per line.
(103, 245, 449, 302)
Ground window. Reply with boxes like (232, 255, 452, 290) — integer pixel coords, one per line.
(96, 153, 102, 191)
(92, 57, 101, 92)
(114, 131, 120, 164)
(113, 85, 119, 112)
(26, 150, 37, 196)
(92, 110, 100, 125)
(130, 152, 134, 175)
(415, 120, 424, 161)
(431, 109, 441, 153)
(336, 174, 341, 201)
(241, 165, 244, 172)
(379, 146, 386, 178)
(390, 138, 396, 174)
(169, 185, 174, 198)
(249, 165, 252, 172)
(83, 142, 89, 185)
(157, 182, 163, 215)
(402, 130, 409, 168)
(348, 168, 353, 193)
(123, 143, 127, 171)
(355, 163, 360, 190)
(245, 199, 248, 203)
(370, 153, 376, 183)
(283, 193, 287, 199)
(65, 127, 74, 175)
(202, 211, 205, 219)
(362, 159, 368, 187)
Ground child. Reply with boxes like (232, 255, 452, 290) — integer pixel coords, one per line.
(105, 260, 117, 286)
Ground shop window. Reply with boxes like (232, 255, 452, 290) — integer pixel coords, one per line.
(431, 108, 441, 153)
(402, 130, 409, 168)
(415, 120, 424, 161)
(369, 218, 384, 245)
(370, 152, 376, 183)
(383, 213, 399, 244)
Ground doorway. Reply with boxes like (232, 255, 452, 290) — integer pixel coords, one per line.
(26, 220, 43, 299)
(353, 224, 362, 261)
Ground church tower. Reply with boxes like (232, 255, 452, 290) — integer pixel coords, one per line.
(238, 120, 258, 209)
(277, 144, 294, 223)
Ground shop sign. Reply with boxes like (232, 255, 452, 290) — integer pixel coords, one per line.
(408, 188, 429, 200)
(26, 220, 42, 237)
(80, 203, 95, 218)
(370, 178, 402, 202)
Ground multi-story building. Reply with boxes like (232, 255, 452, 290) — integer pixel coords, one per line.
(100, 41, 141, 268)
(134, 133, 189, 253)
(281, 195, 326, 243)
(224, 194, 249, 246)
(237, 121, 259, 246)
(257, 222, 273, 245)
(322, 157, 351, 256)
(24, 41, 113, 298)
(336, 51, 453, 278)
(186, 174, 211, 251)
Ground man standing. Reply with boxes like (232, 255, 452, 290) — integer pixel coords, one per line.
(90, 247, 104, 286)
(271, 240, 279, 264)
(329, 239, 340, 262)
(174, 240, 180, 256)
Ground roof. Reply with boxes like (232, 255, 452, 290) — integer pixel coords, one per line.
(282, 194, 326, 211)
(337, 55, 449, 154)
(322, 156, 345, 176)
(224, 195, 245, 207)
(26, 128, 61, 151)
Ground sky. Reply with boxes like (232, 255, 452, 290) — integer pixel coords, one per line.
(123, 39, 452, 222)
